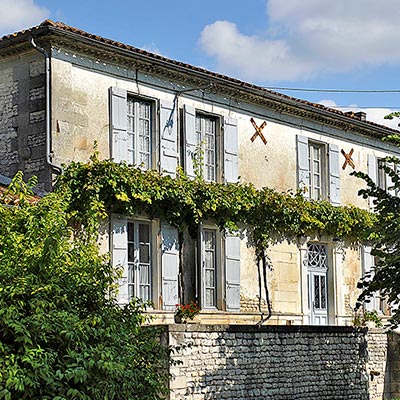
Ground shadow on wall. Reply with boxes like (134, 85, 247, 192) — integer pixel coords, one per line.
(168, 324, 372, 400)
(382, 331, 400, 400)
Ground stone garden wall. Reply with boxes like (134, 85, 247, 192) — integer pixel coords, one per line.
(164, 324, 397, 400)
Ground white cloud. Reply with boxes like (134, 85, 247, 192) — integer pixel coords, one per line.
(199, 0, 400, 82)
(0, 0, 50, 36)
(318, 99, 400, 130)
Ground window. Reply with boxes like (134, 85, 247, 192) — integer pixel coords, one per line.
(111, 216, 153, 304)
(362, 246, 390, 315)
(203, 229, 217, 308)
(297, 135, 340, 205)
(110, 87, 155, 169)
(127, 97, 152, 169)
(183, 105, 234, 183)
(308, 142, 326, 200)
(378, 159, 399, 196)
(198, 227, 241, 311)
(195, 114, 217, 181)
(127, 221, 151, 302)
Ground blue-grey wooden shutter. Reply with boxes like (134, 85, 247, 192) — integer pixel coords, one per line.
(183, 104, 196, 178)
(110, 87, 128, 163)
(160, 100, 178, 177)
(161, 223, 179, 310)
(386, 162, 396, 196)
(368, 155, 377, 184)
(362, 246, 375, 311)
(368, 155, 377, 209)
(225, 234, 241, 312)
(329, 144, 340, 206)
(296, 135, 310, 198)
(111, 215, 129, 304)
(224, 117, 239, 183)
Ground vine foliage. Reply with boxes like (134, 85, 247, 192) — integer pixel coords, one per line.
(57, 154, 376, 321)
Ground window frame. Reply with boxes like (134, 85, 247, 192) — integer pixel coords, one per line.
(199, 224, 223, 310)
(126, 94, 156, 170)
(127, 219, 152, 303)
(194, 111, 222, 182)
(378, 158, 399, 196)
(308, 141, 328, 201)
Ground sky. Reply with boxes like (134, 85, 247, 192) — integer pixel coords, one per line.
(1, 0, 400, 129)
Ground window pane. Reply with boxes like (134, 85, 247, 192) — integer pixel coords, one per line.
(206, 288, 215, 308)
(128, 222, 134, 242)
(139, 224, 149, 243)
(205, 269, 214, 287)
(314, 276, 320, 309)
(140, 244, 150, 264)
(321, 276, 326, 309)
(128, 243, 135, 263)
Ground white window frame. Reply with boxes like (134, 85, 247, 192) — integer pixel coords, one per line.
(378, 158, 399, 196)
(127, 220, 152, 303)
(126, 96, 154, 170)
(195, 113, 219, 182)
(199, 225, 223, 310)
(362, 246, 390, 316)
(308, 141, 327, 201)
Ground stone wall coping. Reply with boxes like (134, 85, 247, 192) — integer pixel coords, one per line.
(159, 323, 368, 335)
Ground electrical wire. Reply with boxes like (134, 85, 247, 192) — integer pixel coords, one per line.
(264, 86, 400, 93)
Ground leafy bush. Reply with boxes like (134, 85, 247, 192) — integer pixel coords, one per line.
(0, 173, 170, 400)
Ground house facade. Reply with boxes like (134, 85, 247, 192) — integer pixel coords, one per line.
(1, 20, 399, 326)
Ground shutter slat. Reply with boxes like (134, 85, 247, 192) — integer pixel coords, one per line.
(225, 234, 241, 312)
(224, 117, 239, 183)
(110, 87, 128, 163)
(111, 215, 129, 305)
(329, 144, 341, 206)
(368, 155, 377, 209)
(160, 100, 178, 177)
(183, 105, 196, 178)
(297, 135, 310, 198)
(161, 224, 179, 310)
(362, 246, 375, 311)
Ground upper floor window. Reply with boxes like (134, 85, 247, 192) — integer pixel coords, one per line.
(127, 97, 152, 169)
(110, 87, 154, 170)
(195, 114, 217, 181)
(183, 105, 239, 184)
(308, 142, 326, 201)
(297, 135, 340, 205)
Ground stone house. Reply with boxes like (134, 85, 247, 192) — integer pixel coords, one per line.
(1, 20, 399, 327)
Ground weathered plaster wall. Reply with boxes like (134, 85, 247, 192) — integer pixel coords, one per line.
(166, 324, 390, 400)
(0, 52, 49, 190)
(49, 48, 399, 323)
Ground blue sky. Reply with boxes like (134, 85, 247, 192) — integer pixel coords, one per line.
(2, 0, 400, 128)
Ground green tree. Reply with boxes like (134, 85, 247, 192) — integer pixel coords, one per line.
(0, 172, 170, 400)
(354, 132, 400, 327)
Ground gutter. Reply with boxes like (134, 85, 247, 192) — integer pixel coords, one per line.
(29, 36, 62, 175)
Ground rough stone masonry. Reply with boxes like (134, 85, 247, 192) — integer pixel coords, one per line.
(163, 324, 394, 400)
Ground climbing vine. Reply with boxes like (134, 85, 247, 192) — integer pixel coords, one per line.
(56, 154, 376, 321)
(57, 153, 376, 249)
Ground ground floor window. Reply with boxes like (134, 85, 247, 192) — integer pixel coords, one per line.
(127, 221, 151, 302)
